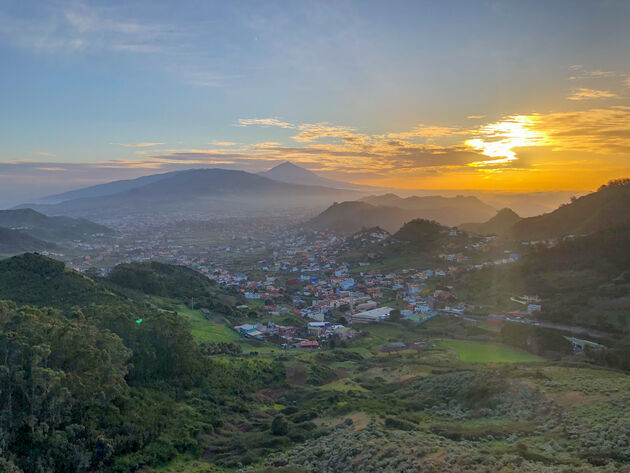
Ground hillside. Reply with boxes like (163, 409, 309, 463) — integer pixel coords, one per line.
(107, 260, 241, 311)
(0, 252, 122, 307)
(459, 208, 522, 235)
(457, 223, 630, 334)
(0, 253, 281, 473)
(21, 168, 358, 219)
(39, 170, 183, 203)
(259, 161, 353, 189)
(360, 193, 496, 226)
(0, 226, 56, 255)
(393, 218, 446, 245)
(307, 201, 415, 234)
(0, 208, 112, 241)
(511, 179, 630, 240)
(308, 194, 495, 234)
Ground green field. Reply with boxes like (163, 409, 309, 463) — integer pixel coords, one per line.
(439, 339, 544, 363)
(176, 305, 239, 343)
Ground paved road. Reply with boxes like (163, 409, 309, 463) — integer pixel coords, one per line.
(464, 314, 616, 340)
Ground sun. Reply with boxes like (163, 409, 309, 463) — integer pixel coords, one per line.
(465, 115, 549, 167)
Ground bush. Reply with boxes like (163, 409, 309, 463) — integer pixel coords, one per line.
(271, 416, 289, 436)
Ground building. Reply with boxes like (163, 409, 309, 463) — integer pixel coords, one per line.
(352, 306, 394, 323)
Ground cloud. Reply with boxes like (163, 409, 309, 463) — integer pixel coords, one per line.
(236, 118, 294, 128)
(34, 151, 56, 157)
(293, 123, 361, 143)
(528, 107, 630, 155)
(119, 142, 165, 147)
(467, 115, 485, 119)
(568, 65, 616, 80)
(567, 88, 619, 101)
(463, 107, 630, 165)
(210, 141, 237, 146)
(387, 125, 466, 139)
(625, 77, 630, 88)
(0, 2, 229, 87)
(0, 1, 167, 54)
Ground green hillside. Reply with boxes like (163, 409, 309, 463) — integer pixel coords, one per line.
(0, 253, 282, 473)
(0, 208, 113, 242)
(512, 179, 630, 240)
(107, 260, 240, 311)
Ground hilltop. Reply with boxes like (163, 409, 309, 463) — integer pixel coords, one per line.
(393, 218, 446, 247)
(307, 201, 415, 234)
(0, 253, 122, 307)
(308, 193, 495, 235)
(0, 208, 112, 241)
(360, 193, 496, 226)
(107, 260, 241, 311)
(459, 208, 522, 235)
(0, 227, 56, 255)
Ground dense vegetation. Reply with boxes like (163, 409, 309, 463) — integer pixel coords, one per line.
(0, 252, 628, 472)
(392, 218, 445, 247)
(456, 224, 630, 335)
(511, 178, 630, 240)
(0, 254, 283, 472)
(107, 261, 241, 312)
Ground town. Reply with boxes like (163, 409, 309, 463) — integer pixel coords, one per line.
(45, 215, 554, 351)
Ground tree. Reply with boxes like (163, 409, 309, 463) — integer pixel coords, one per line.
(271, 415, 289, 435)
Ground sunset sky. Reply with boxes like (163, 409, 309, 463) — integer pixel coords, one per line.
(1, 0, 629, 205)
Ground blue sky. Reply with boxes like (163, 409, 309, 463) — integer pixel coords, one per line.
(1, 0, 630, 205)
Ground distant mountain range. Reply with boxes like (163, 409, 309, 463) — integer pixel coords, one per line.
(308, 193, 496, 234)
(19, 168, 359, 220)
(459, 208, 522, 236)
(0, 208, 113, 241)
(457, 179, 630, 240)
(510, 180, 630, 240)
(360, 193, 496, 224)
(258, 161, 370, 190)
(307, 201, 416, 234)
(39, 170, 185, 204)
(0, 226, 56, 255)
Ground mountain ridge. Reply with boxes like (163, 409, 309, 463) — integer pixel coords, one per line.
(0, 208, 113, 241)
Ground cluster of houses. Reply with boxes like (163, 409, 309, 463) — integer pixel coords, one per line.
(233, 320, 357, 349)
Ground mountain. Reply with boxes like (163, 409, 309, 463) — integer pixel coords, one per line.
(307, 201, 416, 234)
(309, 192, 496, 235)
(259, 161, 377, 190)
(511, 179, 630, 240)
(0, 227, 56, 255)
(0, 208, 113, 241)
(38, 170, 184, 203)
(459, 208, 522, 235)
(19, 168, 359, 220)
(360, 193, 496, 226)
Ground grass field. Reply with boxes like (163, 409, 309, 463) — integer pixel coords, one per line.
(176, 305, 240, 343)
(439, 339, 544, 363)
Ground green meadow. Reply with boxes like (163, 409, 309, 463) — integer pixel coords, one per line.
(439, 339, 544, 363)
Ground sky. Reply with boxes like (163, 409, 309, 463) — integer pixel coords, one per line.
(1, 0, 630, 206)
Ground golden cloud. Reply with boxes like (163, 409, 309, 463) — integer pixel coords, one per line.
(567, 88, 619, 101)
